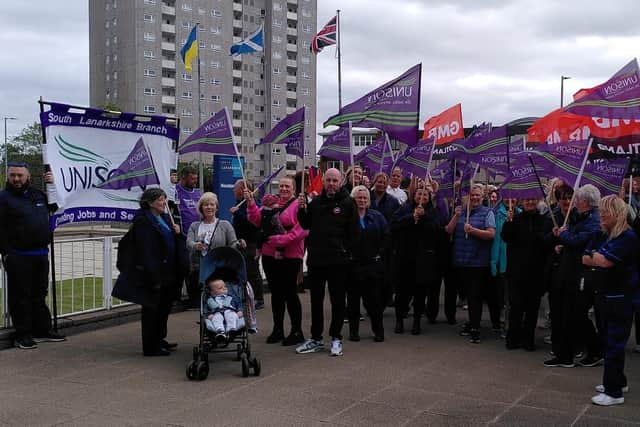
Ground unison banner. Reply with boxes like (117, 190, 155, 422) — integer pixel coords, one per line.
(40, 102, 178, 229)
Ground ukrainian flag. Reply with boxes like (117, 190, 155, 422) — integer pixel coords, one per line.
(180, 25, 198, 72)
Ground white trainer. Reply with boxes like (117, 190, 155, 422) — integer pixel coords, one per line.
(591, 393, 624, 406)
(330, 339, 343, 357)
(595, 385, 629, 394)
(295, 339, 324, 354)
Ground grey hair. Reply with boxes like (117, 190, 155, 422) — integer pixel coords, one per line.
(350, 185, 371, 208)
(575, 184, 601, 207)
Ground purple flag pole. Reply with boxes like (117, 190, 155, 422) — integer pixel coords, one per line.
(563, 138, 593, 227)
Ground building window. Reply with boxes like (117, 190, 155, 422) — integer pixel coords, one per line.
(211, 44, 222, 51)
(302, 41, 310, 49)
(182, 109, 193, 117)
(144, 32, 156, 41)
(273, 35, 282, 43)
(182, 91, 192, 99)
(182, 127, 193, 134)
(211, 9, 222, 17)
(272, 83, 281, 90)
(273, 51, 282, 59)
(211, 95, 221, 102)
(113, 36, 118, 44)
(198, 8, 206, 15)
(211, 78, 221, 85)
(105, 21, 110, 29)
(272, 100, 281, 107)
(143, 50, 155, 59)
(182, 21, 191, 29)
(144, 105, 156, 113)
(272, 115, 281, 123)
(273, 3, 282, 11)
(200, 93, 205, 100)
(199, 41, 206, 49)
(113, 53, 118, 61)
(210, 61, 220, 68)
(113, 18, 117, 26)
(302, 24, 312, 33)
(105, 38, 110, 47)
(144, 69, 157, 77)
(301, 55, 310, 64)
(210, 26, 221, 34)
(301, 71, 311, 80)
(182, 3, 192, 11)
(105, 74, 110, 82)
(113, 71, 118, 80)
(273, 19, 282, 28)
(302, 8, 311, 17)
(143, 88, 157, 96)
(182, 73, 193, 81)
(301, 87, 311, 95)
(143, 14, 154, 23)
(273, 67, 281, 74)
(143, 0, 156, 4)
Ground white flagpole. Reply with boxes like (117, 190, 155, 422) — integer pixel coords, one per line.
(379, 136, 386, 174)
(562, 138, 593, 227)
(629, 174, 633, 206)
(194, 23, 205, 191)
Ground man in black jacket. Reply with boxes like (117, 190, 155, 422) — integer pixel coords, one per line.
(0, 162, 65, 349)
(296, 168, 359, 356)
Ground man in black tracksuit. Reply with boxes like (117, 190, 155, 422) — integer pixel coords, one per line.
(296, 168, 360, 356)
(0, 162, 65, 349)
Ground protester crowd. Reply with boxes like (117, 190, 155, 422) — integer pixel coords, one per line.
(3, 161, 640, 407)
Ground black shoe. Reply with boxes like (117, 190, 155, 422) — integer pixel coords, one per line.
(543, 357, 575, 368)
(160, 339, 178, 351)
(459, 323, 471, 336)
(578, 355, 604, 367)
(33, 331, 66, 342)
(215, 333, 228, 345)
(374, 333, 385, 342)
(282, 331, 305, 346)
(144, 348, 170, 356)
(394, 319, 404, 334)
(266, 330, 284, 344)
(411, 319, 421, 335)
(469, 329, 480, 344)
(348, 332, 360, 342)
(15, 337, 37, 350)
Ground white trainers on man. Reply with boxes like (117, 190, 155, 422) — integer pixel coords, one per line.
(295, 339, 324, 354)
(595, 385, 629, 393)
(330, 338, 343, 357)
(591, 393, 624, 406)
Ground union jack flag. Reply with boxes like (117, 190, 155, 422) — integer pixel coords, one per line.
(312, 16, 337, 54)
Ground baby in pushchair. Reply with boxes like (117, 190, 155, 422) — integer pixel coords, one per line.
(204, 278, 245, 343)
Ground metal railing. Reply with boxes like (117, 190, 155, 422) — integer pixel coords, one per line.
(0, 234, 130, 330)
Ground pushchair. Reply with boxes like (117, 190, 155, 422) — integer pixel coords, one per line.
(186, 246, 261, 380)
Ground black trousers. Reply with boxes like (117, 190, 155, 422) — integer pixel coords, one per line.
(262, 255, 303, 334)
(458, 267, 500, 330)
(599, 295, 633, 398)
(506, 283, 541, 347)
(5, 254, 52, 339)
(426, 267, 458, 323)
(348, 261, 384, 336)
(308, 265, 347, 341)
(186, 270, 200, 306)
(240, 243, 264, 301)
(555, 286, 601, 362)
(141, 284, 173, 355)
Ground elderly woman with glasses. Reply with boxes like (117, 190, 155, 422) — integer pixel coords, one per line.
(582, 195, 639, 406)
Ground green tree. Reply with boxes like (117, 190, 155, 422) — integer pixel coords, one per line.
(1, 122, 44, 188)
(97, 102, 122, 112)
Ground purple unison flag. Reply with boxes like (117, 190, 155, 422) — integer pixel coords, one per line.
(527, 140, 590, 185)
(499, 152, 544, 199)
(394, 138, 435, 177)
(255, 165, 285, 199)
(97, 137, 160, 190)
(260, 107, 305, 159)
(178, 108, 236, 155)
(451, 124, 508, 171)
(324, 64, 422, 147)
(318, 126, 352, 165)
(354, 136, 393, 175)
(581, 158, 630, 196)
(564, 58, 640, 120)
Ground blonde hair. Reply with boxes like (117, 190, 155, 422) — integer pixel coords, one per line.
(599, 195, 629, 239)
(197, 192, 219, 219)
(547, 177, 564, 205)
(350, 185, 371, 208)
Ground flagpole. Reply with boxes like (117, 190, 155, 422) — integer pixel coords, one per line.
(336, 9, 343, 110)
(195, 22, 204, 191)
(379, 134, 386, 174)
(562, 138, 593, 227)
(424, 139, 436, 184)
(349, 120, 354, 187)
(465, 163, 480, 239)
(629, 174, 633, 206)
(528, 155, 558, 228)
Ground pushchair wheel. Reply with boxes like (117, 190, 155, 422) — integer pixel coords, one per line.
(245, 340, 251, 359)
(251, 357, 261, 376)
(186, 360, 197, 380)
(241, 354, 250, 377)
(236, 344, 242, 361)
(196, 361, 209, 381)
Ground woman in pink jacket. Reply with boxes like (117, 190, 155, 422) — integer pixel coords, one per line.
(245, 176, 308, 346)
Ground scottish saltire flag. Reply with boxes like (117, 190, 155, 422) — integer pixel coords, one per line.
(178, 108, 236, 155)
(312, 16, 337, 54)
(394, 138, 435, 177)
(230, 24, 264, 56)
(582, 158, 630, 195)
(97, 137, 159, 190)
(527, 139, 590, 185)
(318, 126, 352, 164)
(255, 166, 285, 199)
(324, 64, 422, 147)
(180, 25, 198, 72)
(564, 58, 640, 120)
(354, 137, 393, 174)
(499, 152, 543, 199)
(259, 107, 305, 159)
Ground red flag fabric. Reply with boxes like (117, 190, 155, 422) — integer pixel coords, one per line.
(422, 103, 464, 145)
(307, 167, 323, 194)
(312, 16, 337, 54)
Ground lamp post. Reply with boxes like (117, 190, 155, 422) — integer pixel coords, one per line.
(560, 75, 571, 108)
(4, 117, 17, 182)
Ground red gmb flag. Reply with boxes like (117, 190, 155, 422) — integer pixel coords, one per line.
(422, 103, 464, 145)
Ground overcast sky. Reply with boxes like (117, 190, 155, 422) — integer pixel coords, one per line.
(1, 1, 639, 149)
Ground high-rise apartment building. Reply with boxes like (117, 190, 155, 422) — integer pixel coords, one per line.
(89, 0, 317, 179)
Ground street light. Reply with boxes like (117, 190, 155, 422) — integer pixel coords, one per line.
(560, 76, 571, 108)
(4, 117, 17, 182)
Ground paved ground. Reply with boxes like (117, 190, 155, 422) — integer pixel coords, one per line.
(1, 295, 639, 426)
